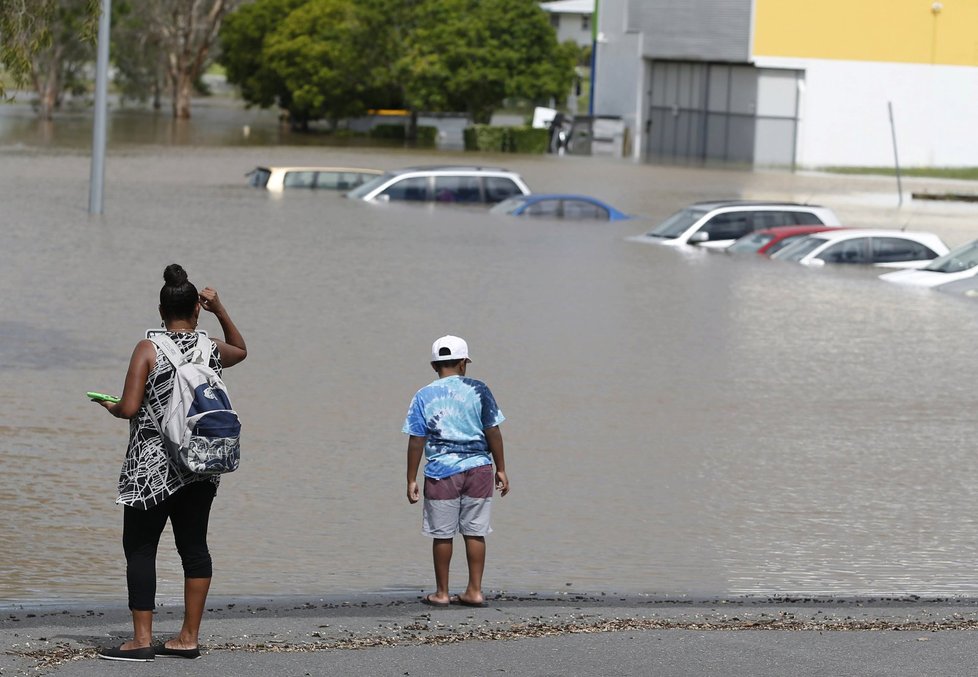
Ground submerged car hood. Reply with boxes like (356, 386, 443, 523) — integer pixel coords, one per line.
(879, 268, 974, 287)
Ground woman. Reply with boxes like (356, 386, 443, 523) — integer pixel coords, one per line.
(94, 264, 247, 662)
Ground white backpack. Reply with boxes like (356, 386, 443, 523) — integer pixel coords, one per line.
(149, 334, 241, 475)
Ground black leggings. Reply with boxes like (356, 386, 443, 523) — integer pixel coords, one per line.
(123, 481, 216, 611)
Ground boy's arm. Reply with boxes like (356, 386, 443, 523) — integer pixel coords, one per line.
(485, 426, 509, 496)
(406, 435, 426, 503)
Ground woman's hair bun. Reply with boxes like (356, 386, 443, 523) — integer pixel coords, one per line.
(163, 263, 188, 287)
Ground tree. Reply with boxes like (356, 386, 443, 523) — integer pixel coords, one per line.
(132, 0, 242, 119)
(398, 0, 577, 123)
(217, 0, 576, 127)
(220, 0, 396, 129)
(112, 0, 167, 108)
(0, 0, 100, 115)
(217, 0, 307, 115)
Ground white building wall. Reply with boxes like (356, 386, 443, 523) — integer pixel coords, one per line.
(551, 13, 593, 47)
(756, 57, 978, 168)
(592, 2, 644, 157)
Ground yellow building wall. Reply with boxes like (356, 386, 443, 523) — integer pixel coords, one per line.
(753, 0, 978, 66)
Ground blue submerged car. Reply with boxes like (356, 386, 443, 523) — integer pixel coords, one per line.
(489, 194, 632, 221)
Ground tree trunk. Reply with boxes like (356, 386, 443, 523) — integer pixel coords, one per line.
(33, 46, 62, 121)
(171, 69, 193, 119)
(38, 76, 59, 120)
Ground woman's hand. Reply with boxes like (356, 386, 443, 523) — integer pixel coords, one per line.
(199, 287, 225, 316)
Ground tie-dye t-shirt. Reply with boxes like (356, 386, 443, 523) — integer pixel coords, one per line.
(402, 375, 506, 479)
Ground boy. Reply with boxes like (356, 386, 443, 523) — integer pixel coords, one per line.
(403, 335, 509, 607)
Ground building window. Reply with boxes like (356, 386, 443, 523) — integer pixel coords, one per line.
(550, 14, 559, 29)
(581, 15, 590, 31)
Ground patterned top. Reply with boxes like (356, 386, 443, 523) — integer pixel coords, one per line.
(402, 375, 505, 480)
(117, 332, 222, 510)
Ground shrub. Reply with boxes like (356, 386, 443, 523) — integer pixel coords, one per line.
(370, 123, 437, 146)
(464, 124, 509, 152)
(508, 127, 549, 154)
(464, 124, 548, 153)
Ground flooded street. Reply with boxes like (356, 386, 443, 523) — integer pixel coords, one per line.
(3, 106, 978, 605)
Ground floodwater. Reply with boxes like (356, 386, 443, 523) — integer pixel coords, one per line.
(4, 103, 978, 605)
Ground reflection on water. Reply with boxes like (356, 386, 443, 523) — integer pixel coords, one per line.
(3, 139, 978, 605)
(0, 99, 410, 149)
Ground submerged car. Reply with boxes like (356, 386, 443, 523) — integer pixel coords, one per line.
(490, 194, 631, 221)
(879, 238, 978, 287)
(771, 229, 949, 268)
(634, 200, 841, 249)
(248, 166, 382, 192)
(346, 165, 530, 204)
(726, 225, 842, 256)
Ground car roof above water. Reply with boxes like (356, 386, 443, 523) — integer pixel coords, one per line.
(386, 165, 515, 174)
(688, 199, 827, 210)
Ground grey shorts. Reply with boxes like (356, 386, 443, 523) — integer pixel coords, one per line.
(422, 465, 494, 538)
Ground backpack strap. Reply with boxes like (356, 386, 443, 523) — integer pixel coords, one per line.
(149, 333, 211, 367)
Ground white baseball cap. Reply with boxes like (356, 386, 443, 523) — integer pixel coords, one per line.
(431, 335, 471, 362)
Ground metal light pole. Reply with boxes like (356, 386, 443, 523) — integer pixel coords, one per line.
(588, 0, 599, 116)
(88, 0, 111, 214)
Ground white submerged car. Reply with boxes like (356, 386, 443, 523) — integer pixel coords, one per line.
(248, 166, 382, 192)
(346, 165, 530, 205)
(633, 200, 841, 249)
(771, 229, 949, 268)
(879, 239, 978, 287)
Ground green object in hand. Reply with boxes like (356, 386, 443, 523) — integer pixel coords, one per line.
(86, 391, 121, 403)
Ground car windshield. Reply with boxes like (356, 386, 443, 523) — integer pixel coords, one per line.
(727, 232, 774, 253)
(922, 239, 978, 273)
(771, 235, 826, 262)
(346, 172, 394, 199)
(489, 197, 527, 215)
(246, 167, 270, 188)
(645, 208, 708, 238)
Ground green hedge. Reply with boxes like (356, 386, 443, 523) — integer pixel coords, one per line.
(369, 123, 437, 147)
(463, 125, 509, 152)
(463, 125, 549, 153)
(508, 127, 549, 153)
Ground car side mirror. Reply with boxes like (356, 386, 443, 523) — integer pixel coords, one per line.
(808, 258, 826, 267)
(376, 194, 391, 203)
(688, 231, 709, 244)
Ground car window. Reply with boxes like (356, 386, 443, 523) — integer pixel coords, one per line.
(524, 199, 561, 218)
(766, 234, 807, 255)
(818, 238, 870, 264)
(647, 208, 708, 238)
(727, 232, 774, 253)
(751, 211, 787, 230)
(872, 237, 936, 263)
(381, 176, 429, 201)
(247, 168, 270, 188)
(484, 177, 522, 203)
(789, 211, 823, 225)
(772, 236, 825, 261)
(434, 175, 483, 203)
(563, 200, 608, 220)
(314, 171, 367, 190)
(283, 171, 316, 189)
(347, 173, 392, 199)
(923, 239, 978, 273)
(489, 197, 526, 215)
(700, 212, 752, 240)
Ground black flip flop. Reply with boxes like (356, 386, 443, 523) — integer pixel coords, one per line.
(420, 594, 450, 607)
(450, 595, 488, 608)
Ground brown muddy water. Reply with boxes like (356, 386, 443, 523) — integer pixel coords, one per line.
(4, 106, 978, 605)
